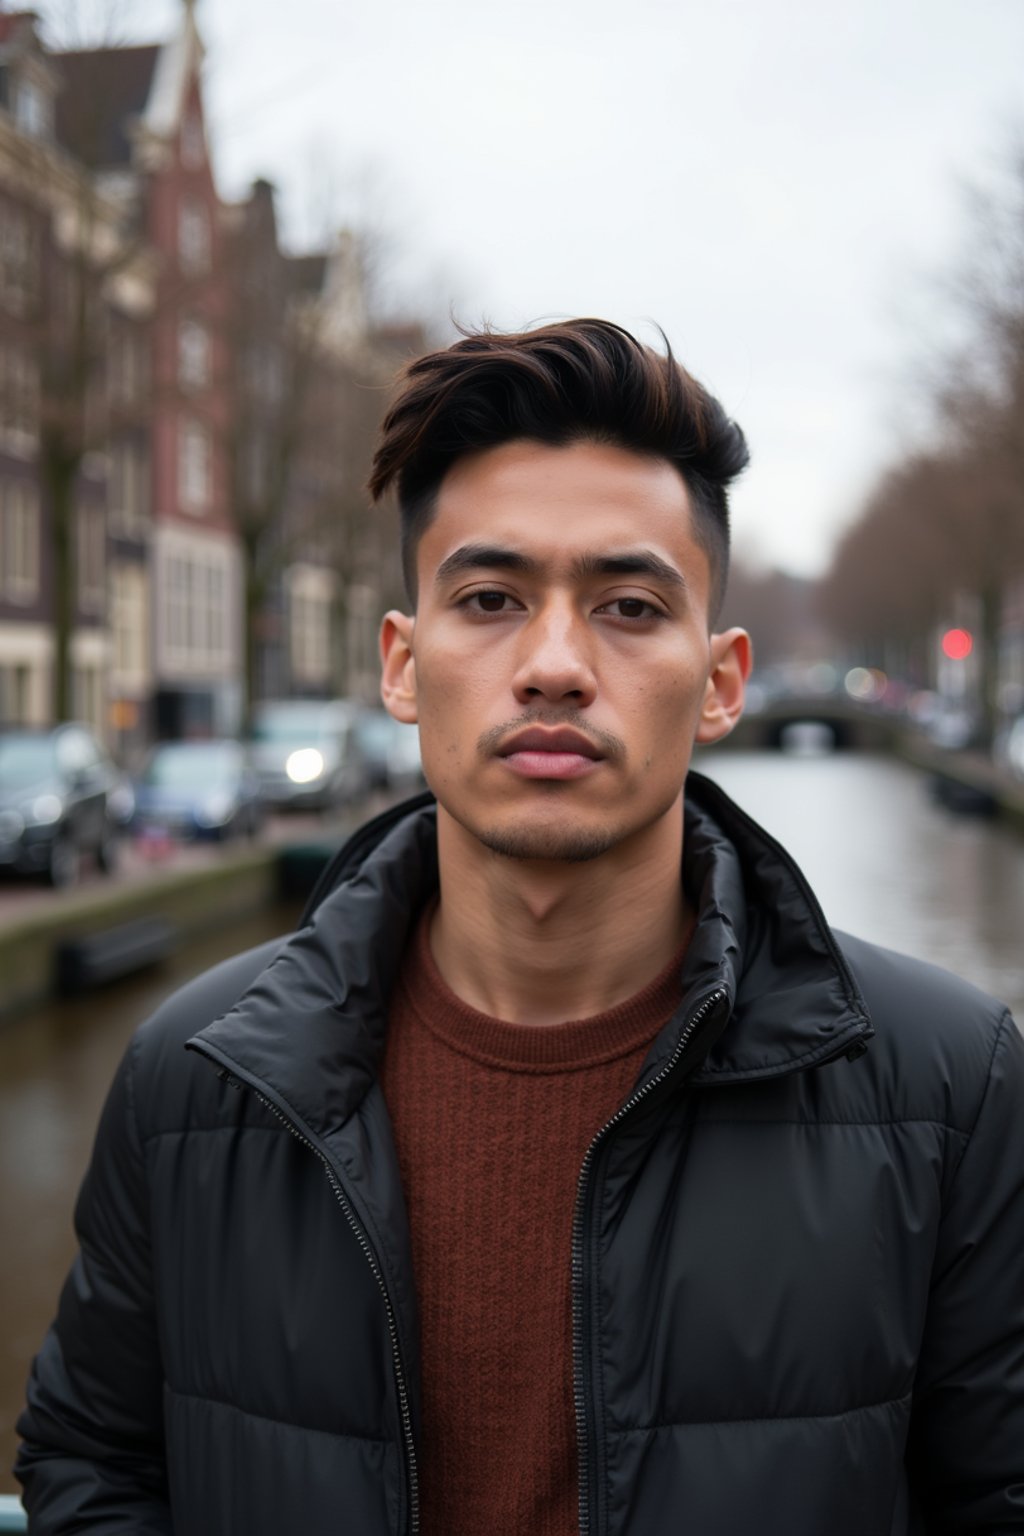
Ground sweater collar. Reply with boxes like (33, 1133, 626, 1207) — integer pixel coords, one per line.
(188, 775, 871, 1137)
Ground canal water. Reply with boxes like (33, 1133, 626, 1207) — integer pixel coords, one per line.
(1, 751, 1023, 1491)
(698, 751, 1024, 1017)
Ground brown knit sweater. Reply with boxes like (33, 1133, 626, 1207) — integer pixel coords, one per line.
(380, 902, 689, 1536)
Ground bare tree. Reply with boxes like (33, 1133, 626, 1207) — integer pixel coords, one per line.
(817, 135, 1024, 743)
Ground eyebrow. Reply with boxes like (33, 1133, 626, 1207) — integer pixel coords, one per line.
(434, 543, 688, 592)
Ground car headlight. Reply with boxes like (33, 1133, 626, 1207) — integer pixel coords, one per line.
(195, 791, 234, 828)
(285, 748, 324, 785)
(23, 794, 62, 827)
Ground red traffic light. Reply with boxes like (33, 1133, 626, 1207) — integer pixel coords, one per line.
(941, 628, 973, 661)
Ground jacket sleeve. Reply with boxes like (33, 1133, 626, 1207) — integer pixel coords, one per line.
(14, 1030, 172, 1534)
(906, 1009, 1024, 1532)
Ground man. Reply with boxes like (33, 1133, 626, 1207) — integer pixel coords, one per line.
(16, 320, 1024, 1535)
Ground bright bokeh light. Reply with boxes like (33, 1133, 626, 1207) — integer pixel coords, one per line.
(844, 667, 886, 703)
(285, 748, 325, 784)
(941, 628, 973, 661)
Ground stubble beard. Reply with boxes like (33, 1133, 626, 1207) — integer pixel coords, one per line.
(476, 821, 623, 864)
(470, 783, 635, 864)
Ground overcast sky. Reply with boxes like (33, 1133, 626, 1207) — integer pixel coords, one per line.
(37, 0, 1024, 575)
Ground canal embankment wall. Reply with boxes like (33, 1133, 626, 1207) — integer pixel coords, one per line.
(0, 847, 284, 1022)
(2, 746, 1023, 1023)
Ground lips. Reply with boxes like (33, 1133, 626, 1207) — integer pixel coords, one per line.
(495, 726, 606, 781)
(497, 728, 603, 760)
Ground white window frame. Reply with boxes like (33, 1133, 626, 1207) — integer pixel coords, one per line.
(178, 418, 211, 514)
(178, 318, 211, 391)
(108, 439, 149, 534)
(111, 563, 148, 684)
(14, 78, 51, 140)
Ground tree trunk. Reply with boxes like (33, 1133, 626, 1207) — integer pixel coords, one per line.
(242, 561, 264, 739)
(48, 460, 77, 723)
(977, 579, 1003, 753)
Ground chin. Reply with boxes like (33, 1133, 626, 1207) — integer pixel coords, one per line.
(477, 822, 621, 864)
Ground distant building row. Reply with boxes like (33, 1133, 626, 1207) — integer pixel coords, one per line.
(0, 4, 419, 758)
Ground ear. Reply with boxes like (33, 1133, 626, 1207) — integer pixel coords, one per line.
(695, 628, 752, 744)
(380, 610, 418, 724)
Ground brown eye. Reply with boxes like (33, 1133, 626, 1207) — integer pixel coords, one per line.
(475, 591, 508, 612)
(606, 597, 658, 620)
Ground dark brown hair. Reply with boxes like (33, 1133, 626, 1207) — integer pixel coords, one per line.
(369, 318, 749, 619)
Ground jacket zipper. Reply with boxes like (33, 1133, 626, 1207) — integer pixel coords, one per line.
(571, 986, 726, 1536)
(201, 1056, 420, 1536)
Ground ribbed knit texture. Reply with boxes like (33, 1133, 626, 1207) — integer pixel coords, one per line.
(381, 901, 690, 1536)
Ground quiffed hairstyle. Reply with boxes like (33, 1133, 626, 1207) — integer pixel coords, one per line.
(368, 318, 749, 620)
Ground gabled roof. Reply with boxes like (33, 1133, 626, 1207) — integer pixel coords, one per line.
(52, 45, 159, 167)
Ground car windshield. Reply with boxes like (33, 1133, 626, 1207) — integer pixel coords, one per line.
(357, 714, 395, 752)
(252, 707, 336, 745)
(0, 734, 56, 789)
(143, 743, 240, 789)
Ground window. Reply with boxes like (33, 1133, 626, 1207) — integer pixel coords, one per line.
(166, 555, 189, 655)
(76, 503, 106, 612)
(290, 584, 331, 683)
(0, 663, 31, 723)
(108, 323, 147, 409)
(0, 203, 38, 314)
(108, 440, 149, 533)
(1, 480, 40, 601)
(178, 418, 211, 513)
(178, 318, 210, 390)
(178, 201, 210, 274)
(0, 345, 39, 455)
(161, 548, 235, 671)
(111, 564, 148, 682)
(14, 78, 52, 141)
(209, 563, 226, 657)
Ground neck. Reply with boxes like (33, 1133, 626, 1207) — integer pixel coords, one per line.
(431, 799, 688, 1025)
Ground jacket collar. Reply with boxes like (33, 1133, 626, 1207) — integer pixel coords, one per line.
(681, 773, 871, 1083)
(189, 775, 871, 1137)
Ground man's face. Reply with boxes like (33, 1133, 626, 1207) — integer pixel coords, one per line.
(381, 439, 748, 863)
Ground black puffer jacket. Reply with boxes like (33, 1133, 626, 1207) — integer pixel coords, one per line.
(16, 776, 1024, 1535)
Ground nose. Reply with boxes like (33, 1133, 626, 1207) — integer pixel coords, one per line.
(510, 598, 597, 707)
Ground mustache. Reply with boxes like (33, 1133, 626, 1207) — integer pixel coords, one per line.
(477, 710, 626, 765)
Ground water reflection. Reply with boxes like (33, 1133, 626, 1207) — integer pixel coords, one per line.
(699, 750, 1024, 1016)
(0, 905, 302, 1491)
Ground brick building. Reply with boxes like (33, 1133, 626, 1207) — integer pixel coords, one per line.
(0, 0, 417, 756)
(55, 2, 241, 745)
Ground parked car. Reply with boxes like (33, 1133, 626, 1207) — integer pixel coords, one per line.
(0, 723, 124, 887)
(997, 715, 1024, 780)
(356, 709, 425, 793)
(355, 709, 399, 790)
(133, 740, 265, 842)
(249, 700, 366, 812)
(386, 721, 425, 792)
